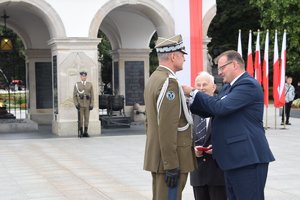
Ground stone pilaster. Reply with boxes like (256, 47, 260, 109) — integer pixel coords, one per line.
(111, 48, 151, 116)
(202, 36, 212, 73)
(48, 38, 102, 136)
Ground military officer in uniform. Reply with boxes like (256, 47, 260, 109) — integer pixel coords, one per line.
(143, 35, 196, 200)
(73, 71, 94, 137)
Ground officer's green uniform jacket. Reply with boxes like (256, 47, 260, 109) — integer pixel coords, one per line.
(144, 66, 196, 173)
(73, 81, 94, 108)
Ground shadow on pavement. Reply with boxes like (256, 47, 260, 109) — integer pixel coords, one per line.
(101, 123, 145, 136)
(0, 125, 58, 140)
(0, 124, 145, 140)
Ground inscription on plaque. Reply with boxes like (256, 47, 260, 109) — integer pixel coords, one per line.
(53, 56, 58, 113)
(35, 62, 53, 109)
(113, 62, 119, 94)
(125, 61, 144, 106)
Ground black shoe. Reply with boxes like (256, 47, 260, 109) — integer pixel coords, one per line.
(83, 127, 89, 137)
(83, 133, 89, 137)
(281, 122, 284, 125)
(286, 122, 291, 125)
(79, 128, 84, 138)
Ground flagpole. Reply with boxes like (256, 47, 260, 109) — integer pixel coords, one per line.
(274, 107, 277, 129)
(263, 29, 269, 129)
(280, 30, 287, 130)
(282, 106, 286, 129)
(247, 30, 254, 76)
(273, 30, 279, 130)
(238, 29, 242, 56)
(264, 106, 268, 129)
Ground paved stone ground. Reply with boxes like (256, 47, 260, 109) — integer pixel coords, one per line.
(0, 104, 300, 199)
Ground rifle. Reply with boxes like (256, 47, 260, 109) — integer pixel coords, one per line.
(77, 106, 81, 138)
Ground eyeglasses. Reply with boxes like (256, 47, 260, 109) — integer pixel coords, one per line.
(218, 61, 232, 72)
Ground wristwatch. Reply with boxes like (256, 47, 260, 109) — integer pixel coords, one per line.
(189, 89, 196, 98)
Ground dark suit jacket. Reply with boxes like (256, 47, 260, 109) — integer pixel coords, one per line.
(190, 116, 225, 186)
(190, 72, 275, 171)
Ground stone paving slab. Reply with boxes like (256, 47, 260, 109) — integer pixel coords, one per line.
(0, 104, 299, 199)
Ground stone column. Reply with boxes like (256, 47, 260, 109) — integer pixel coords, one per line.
(202, 36, 212, 73)
(48, 38, 101, 136)
(111, 48, 151, 116)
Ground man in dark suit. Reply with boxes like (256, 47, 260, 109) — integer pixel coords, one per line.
(183, 50, 275, 200)
(190, 71, 227, 200)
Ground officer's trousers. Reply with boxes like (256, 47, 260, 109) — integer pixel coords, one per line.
(151, 172, 187, 200)
(79, 107, 90, 127)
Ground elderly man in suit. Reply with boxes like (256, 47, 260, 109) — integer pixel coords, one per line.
(73, 71, 94, 137)
(190, 71, 227, 200)
(143, 35, 196, 200)
(183, 50, 275, 200)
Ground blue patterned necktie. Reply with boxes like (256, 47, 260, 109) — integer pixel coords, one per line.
(194, 117, 207, 146)
(225, 84, 231, 94)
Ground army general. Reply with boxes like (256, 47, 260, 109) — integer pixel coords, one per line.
(143, 35, 196, 200)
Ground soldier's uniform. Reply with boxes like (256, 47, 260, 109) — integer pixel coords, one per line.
(143, 35, 197, 200)
(73, 71, 94, 137)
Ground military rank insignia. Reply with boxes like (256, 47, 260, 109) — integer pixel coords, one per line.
(166, 91, 175, 101)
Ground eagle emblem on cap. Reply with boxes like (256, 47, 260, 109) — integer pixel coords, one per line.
(155, 34, 187, 54)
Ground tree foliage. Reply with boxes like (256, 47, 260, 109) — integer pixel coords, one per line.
(0, 27, 25, 86)
(149, 32, 158, 74)
(250, 0, 300, 83)
(208, 0, 260, 61)
(97, 30, 112, 85)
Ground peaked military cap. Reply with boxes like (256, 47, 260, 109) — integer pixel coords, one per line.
(79, 71, 87, 76)
(155, 34, 187, 54)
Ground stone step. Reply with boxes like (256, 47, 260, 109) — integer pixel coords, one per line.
(100, 116, 131, 128)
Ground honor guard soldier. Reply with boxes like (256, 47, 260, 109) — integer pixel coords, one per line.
(73, 71, 94, 137)
(143, 34, 196, 200)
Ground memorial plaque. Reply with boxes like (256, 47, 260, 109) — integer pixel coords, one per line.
(52, 56, 58, 114)
(53, 56, 58, 113)
(26, 63, 30, 109)
(125, 61, 144, 106)
(35, 62, 53, 109)
(113, 62, 119, 93)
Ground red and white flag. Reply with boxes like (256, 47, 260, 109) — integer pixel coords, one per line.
(278, 30, 287, 106)
(247, 30, 254, 76)
(189, 0, 203, 86)
(237, 29, 242, 56)
(263, 30, 269, 107)
(273, 30, 281, 107)
(254, 30, 262, 84)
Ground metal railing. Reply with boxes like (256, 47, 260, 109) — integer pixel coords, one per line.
(0, 86, 27, 119)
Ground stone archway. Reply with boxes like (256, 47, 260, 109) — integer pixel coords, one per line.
(89, 0, 174, 39)
(0, 0, 66, 125)
(89, 1, 175, 117)
(202, 4, 217, 73)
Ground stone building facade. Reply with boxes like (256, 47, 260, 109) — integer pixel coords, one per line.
(0, 0, 216, 136)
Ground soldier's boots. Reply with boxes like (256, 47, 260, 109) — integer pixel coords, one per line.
(83, 127, 89, 137)
(80, 127, 84, 138)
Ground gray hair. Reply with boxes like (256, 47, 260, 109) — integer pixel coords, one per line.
(157, 52, 173, 61)
(195, 71, 214, 84)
